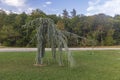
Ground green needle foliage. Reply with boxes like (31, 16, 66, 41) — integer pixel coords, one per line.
(23, 18, 75, 67)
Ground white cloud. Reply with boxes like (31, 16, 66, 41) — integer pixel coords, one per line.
(88, 0, 100, 6)
(43, 1, 52, 8)
(0, 0, 26, 7)
(87, 0, 100, 11)
(0, 0, 35, 14)
(0, 8, 10, 14)
(43, 4, 47, 7)
(13, 7, 34, 14)
(86, 0, 120, 16)
(45, 1, 52, 5)
(25, 7, 34, 14)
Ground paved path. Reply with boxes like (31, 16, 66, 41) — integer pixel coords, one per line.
(0, 48, 120, 52)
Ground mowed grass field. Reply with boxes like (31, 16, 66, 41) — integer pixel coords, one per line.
(1, 50, 120, 80)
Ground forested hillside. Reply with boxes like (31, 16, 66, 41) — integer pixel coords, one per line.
(0, 9, 120, 47)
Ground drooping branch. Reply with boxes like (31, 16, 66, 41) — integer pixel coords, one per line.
(23, 18, 77, 67)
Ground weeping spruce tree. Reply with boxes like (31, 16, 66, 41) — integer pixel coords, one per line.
(23, 18, 75, 67)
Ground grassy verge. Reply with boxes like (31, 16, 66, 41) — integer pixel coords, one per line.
(94, 45, 120, 48)
(0, 50, 120, 80)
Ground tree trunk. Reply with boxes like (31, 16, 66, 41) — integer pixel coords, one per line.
(36, 36, 45, 65)
(52, 44, 56, 61)
(36, 43, 44, 64)
(58, 45, 63, 66)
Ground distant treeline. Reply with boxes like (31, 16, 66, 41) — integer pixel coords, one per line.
(0, 9, 120, 47)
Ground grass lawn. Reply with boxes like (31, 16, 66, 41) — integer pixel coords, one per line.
(0, 50, 120, 80)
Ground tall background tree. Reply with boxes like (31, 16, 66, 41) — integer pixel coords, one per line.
(70, 9, 76, 18)
(62, 9, 69, 18)
(0, 9, 120, 47)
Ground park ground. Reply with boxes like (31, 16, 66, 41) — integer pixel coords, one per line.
(1, 50, 120, 80)
(1, 46, 120, 52)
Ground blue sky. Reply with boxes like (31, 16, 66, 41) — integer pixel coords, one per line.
(0, 0, 120, 16)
